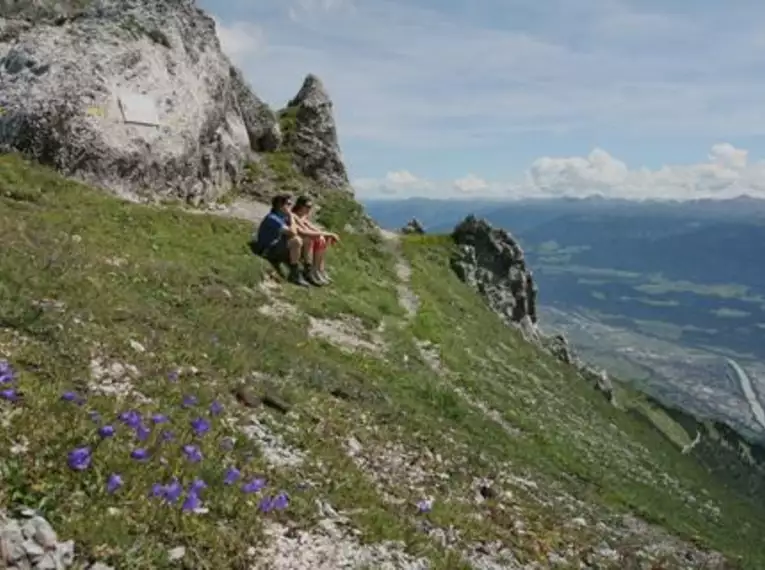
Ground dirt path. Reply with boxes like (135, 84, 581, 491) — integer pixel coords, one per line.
(379, 229, 419, 321)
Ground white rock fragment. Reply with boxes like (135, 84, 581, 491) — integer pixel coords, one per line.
(239, 415, 305, 468)
(167, 546, 186, 561)
(88, 357, 149, 402)
(253, 517, 429, 570)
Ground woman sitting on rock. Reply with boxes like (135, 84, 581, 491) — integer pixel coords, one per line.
(291, 195, 339, 286)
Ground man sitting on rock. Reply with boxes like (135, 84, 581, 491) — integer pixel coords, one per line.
(291, 195, 339, 286)
(249, 194, 310, 287)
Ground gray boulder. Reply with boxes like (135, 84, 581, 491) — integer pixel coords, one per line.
(282, 74, 350, 191)
(0, 0, 280, 204)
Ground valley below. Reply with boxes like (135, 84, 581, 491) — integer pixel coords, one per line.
(366, 196, 765, 445)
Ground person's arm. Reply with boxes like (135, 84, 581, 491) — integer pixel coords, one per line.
(280, 214, 298, 237)
(302, 218, 340, 241)
(290, 215, 325, 238)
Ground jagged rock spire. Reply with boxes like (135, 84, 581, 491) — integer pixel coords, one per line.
(282, 74, 350, 191)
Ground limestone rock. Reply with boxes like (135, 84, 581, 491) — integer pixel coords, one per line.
(0, 0, 280, 204)
(282, 74, 349, 191)
(451, 215, 536, 325)
(1, 508, 77, 569)
(538, 333, 615, 402)
(401, 218, 425, 234)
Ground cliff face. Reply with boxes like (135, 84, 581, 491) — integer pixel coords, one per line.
(0, 0, 350, 205)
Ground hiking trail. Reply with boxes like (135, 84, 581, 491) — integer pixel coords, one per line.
(379, 229, 419, 322)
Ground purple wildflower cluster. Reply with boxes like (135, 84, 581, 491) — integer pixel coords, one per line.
(0, 359, 19, 401)
(52, 371, 293, 515)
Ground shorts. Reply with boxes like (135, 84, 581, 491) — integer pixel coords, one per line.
(250, 237, 290, 264)
(312, 235, 328, 253)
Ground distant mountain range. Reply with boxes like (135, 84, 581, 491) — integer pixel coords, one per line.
(365, 195, 765, 442)
(365, 195, 765, 234)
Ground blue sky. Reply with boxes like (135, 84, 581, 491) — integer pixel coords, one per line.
(203, 0, 765, 200)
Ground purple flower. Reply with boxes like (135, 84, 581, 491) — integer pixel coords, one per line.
(181, 395, 197, 408)
(67, 447, 92, 471)
(151, 413, 169, 424)
(210, 400, 223, 416)
(0, 360, 14, 383)
(241, 478, 266, 493)
(190, 417, 210, 436)
(131, 448, 150, 461)
(165, 479, 183, 503)
(258, 496, 274, 513)
(0, 389, 18, 401)
(182, 444, 202, 463)
(61, 391, 85, 405)
(220, 437, 235, 451)
(190, 479, 207, 494)
(223, 467, 240, 485)
(182, 491, 202, 513)
(272, 492, 289, 511)
(160, 430, 175, 442)
(106, 473, 123, 494)
(151, 479, 183, 503)
(135, 424, 151, 441)
(98, 425, 115, 438)
(416, 499, 433, 514)
(119, 410, 142, 429)
(167, 369, 179, 382)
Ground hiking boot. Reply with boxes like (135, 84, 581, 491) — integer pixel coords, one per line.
(318, 271, 332, 284)
(288, 266, 310, 287)
(303, 267, 324, 287)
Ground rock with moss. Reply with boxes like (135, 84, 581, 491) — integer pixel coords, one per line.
(0, 0, 280, 204)
(280, 74, 350, 191)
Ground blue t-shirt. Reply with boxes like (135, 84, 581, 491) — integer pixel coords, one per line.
(254, 211, 288, 252)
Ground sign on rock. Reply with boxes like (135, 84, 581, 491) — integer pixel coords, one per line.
(117, 91, 160, 126)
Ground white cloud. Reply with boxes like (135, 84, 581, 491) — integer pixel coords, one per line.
(288, 0, 355, 21)
(355, 144, 765, 201)
(206, 0, 765, 148)
(354, 170, 433, 196)
(453, 174, 489, 193)
(213, 19, 267, 64)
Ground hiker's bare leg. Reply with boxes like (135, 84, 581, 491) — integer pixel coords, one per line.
(314, 237, 327, 272)
(301, 238, 313, 265)
(287, 236, 302, 264)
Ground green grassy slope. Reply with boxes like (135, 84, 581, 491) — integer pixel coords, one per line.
(0, 154, 763, 568)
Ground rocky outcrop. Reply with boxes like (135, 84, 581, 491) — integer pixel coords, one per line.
(542, 334, 615, 403)
(281, 74, 350, 191)
(401, 218, 425, 235)
(0, 0, 281, 204)
(451, 215, 537, 325)
(450, 215, 615, 403)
